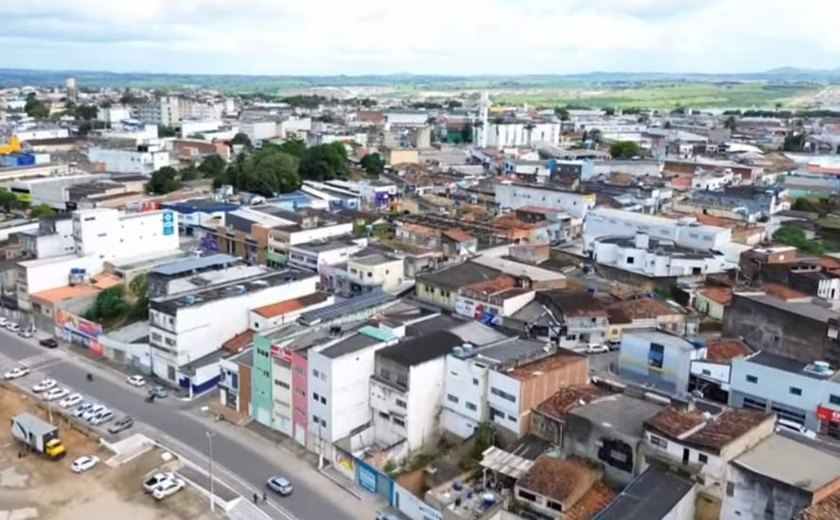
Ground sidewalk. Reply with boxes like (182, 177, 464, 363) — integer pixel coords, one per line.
(187, 406, 386, 518)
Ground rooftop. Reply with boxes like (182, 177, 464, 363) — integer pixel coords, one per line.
(320, 330, 384, 359)
(32, 274, 123, 304)
(151, 254, 240, 277)
(350, 253, 400, 266)
(734, 434, 840, 493)
(252, 292, 330, 319)
(221, 330, 254, 354)
(608, 298, 684, 321)
(292, 238, 357, 254)
(735, 293, 840, 323)
(507, 350, 586, 381)
(624, 330, 698, 352)
(517, 456, 599, 507)
(540, 290, 608, 318)
(535, 385, 609, 421)
(644, 406, 707, 440)
(565, 481, 617, 520)
(589, 207, 728, 236)
(442, 229, 475, 243)
(471, 255, 565, 283)
(699, 286, 733, 306)
(684, 409, 772, 453)
(704, 339, 752, 363)
(570, 394, 664, 438)
(417, 262, 503, 290)
(596, 235, 719, 260)
(377, 330, 463, 366)
(298, 290, 395, 326)
(593, 465, 695, 520)
(797, 489, 840, 520)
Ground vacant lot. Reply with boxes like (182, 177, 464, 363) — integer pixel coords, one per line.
(0, 384, 218, 520)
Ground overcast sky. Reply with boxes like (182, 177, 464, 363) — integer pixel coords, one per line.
(0, 0, 837, 75)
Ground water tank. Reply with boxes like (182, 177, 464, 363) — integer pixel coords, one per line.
(635, 233, 650, 249)
(814, 361, 831, 374)
(234, 285, 246, 294)
(185, 295, 196, 305)
(452, 346, 465, 358)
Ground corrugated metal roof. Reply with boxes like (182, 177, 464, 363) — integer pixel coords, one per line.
(298, 291, 394, 326)
(152, 254, 239, 276)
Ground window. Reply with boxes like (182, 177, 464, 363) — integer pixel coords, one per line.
(393, 417, 405, 427)
(626, 256, 635, 265)
(698, 453, 708, 463)
(547, 501, 563, 512)
(450, 371, 458, 377)
(726, 482, 735, 497)
(648, 343, 665, 370)
(378, 411, 389, 419)
(447, 394, 459, 404)
(650, 435, 667, 448)
(274, 380, 290, 389)
(466, 402, 477, 411)
(312, 414, 320, 423)
(742, 397, 767, 411)
(472, 378, 479, 385)
(517, 490, 537, 502)
(746, 375, 758, 384)
(320, 396, 326, 405)
(830, 395, 840, 406)
(490, 387, 516, 403)
(396, 399, 407, 408)
(507, 414, 517, 421)
(702, 369, 711, 376)
(790, 387, 802, 396)
(313, 392, 320, 401)
(313, 369, 320, 378)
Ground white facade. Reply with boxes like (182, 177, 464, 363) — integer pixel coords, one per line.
(73, 208, 180, 260)
(96, 106, 132, 124)
(583, 208, 732, 252)
(476, 122, 561, 149)
(272, 362, 294, 436)
(494, 183, 595, 220)
(13, 127, 70, 141)
(455, 290, 535, 319)
(240, 121, 279, 141)
(690, 360, 732, 390)
(87, 146, 170, 174)
(486, 370, 523, 435)
(441, 355, 490, 439)
(180, 120, 224, 139)
(288, 242, 362, 272)
(347, 257, 405, 292)
(249, 295, 333, 331)
(268, 221, 355, 252)
(96, 123, 159, 142)
(592, 234, 728, 277)
(149, 274, 318, 376)
(10, 173, 103, 209)
(279, 117, 312, 138)
(16, 254, 105, 310)
(384, 112, 428, 130)
(20, 217, 75, 259)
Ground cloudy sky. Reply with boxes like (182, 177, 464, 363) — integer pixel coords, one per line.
(0, 0, 837, 75)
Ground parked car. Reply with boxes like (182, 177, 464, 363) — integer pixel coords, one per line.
(82, 404, 105, 421)
(73, 402, 93, 418)
(32, 379, 57, 393)
(39, 338, 59, 349)
(59, 393, 83, 408)
(18, 329, 33, 339)
(0, 316, 8, 326)
(144, 472, 176, 493)
(149, 385, 168, 398)
(126, 375, 146, 387)
(266, 476, 293, 496)
(89, 409, 114, 426)
(43, 387, 70, 401)
(586, 344, 610, 354)
(776, 418, 818, 440)
(3, 366, 30, 380)
(71, 455, 100, 473)
(152, 478, 185, 500)
(108, 416, 134, 434)
(7, 323, 20, 332)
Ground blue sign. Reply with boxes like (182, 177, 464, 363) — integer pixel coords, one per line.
(357, 462, 378, 493)
(162, 211, 175, 236)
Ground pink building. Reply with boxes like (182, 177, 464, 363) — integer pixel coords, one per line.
(290, 349, 309, 447)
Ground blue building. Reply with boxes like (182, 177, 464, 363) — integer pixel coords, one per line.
(618, 330, 705, 394)
(161, 199, 240, 235)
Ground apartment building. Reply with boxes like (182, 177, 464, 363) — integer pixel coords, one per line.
(592, 233, 728, 278)
(494, 182, 596, 221)
(87, 143, 170, 174)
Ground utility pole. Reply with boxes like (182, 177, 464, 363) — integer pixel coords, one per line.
(206, 431, 215, 512)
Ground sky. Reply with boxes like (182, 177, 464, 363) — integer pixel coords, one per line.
(0, 0, 838, 76)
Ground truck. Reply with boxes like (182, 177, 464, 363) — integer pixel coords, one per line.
(11, 413, 66, 460)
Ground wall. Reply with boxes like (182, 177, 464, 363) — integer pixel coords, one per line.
(391, 484, 443, 520)
(519, 358, 589, 434)
(494, 184, 594, 219)
(87, 147, 169, 174)
(441, 355, 488, 439)
(487, 371, 523, 435)
(290, 350, 308, 446)
(414, 280, 459, 311)
(721, 464, 812, 520)
(17, 254, 105, 310)
(619, 334, 697, 394)
(690, 361, 731, 388)
(251, 336, 274, 427)
(406, 358, 447, 452)
(272, 360, 293, 436)
(583, 209, 731, 252)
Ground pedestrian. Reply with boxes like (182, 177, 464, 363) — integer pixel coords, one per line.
(262, 492, 267, 503)
(253, 492, 258, 504)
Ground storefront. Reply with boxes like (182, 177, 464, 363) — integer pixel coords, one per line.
(816, 405, 840, 439)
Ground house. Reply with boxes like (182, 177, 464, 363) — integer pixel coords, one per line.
(728, 351, 840, 436)
(693, 286, 733, 320)
(515, 455, 616, 520)
(531, 385, 610, 446)
(218, 348, 253, 417)
(606, 297, 693, 343)
(287, 238, 363, 272)
(441, 229, 478, 259)
(415, 262, 504, 311)
(345, 254, 405, 293)
(370, 330, 465, 456)
(147, 254, 242, 298)
(455, 277, 535, 324)
(723, 434, 840, 520)
(470, 255, 567, 291)
(618, 330, 706, 394)
(593, 465, 696, 520)
(248, 292, 332, 331)
(486, 350, 589, 440)
(689, 339, 753, 404)
(536, 290, 609, 349)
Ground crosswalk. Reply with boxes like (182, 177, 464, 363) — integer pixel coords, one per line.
(14, 350, 68, 369)
(228, 498, 274, 520)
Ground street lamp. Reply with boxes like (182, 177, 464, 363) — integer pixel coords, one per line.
(206, 431, 216, 512)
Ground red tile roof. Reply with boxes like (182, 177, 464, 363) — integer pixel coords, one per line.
(699, 287, 733, 306)
(253, 292, 330, 319)
(442, 229, 475, 243)
(517, 456, 599, 507)
(684, 409, 772, 453)
(764, 283, 809, 301)
(507, 351, 587, 381)
(645, 406, 706, 440)
(535, 385, 609, 420)
(797, 489, 840, 520)
(704, 339, 752, 363)
(222, 330, 254, 354)
(608, 298, 683, 320)
(564, 481, 617, 520)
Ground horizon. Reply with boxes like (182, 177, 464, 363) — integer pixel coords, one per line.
(1, 0, 838, 76)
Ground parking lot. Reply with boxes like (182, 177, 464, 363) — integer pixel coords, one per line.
(0, 383, 219, 520)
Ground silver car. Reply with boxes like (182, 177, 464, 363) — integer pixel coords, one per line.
(266, 476, 293, 496)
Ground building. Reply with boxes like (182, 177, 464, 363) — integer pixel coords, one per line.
(536, 290, 609, 349)
(137, 96, 181, 126)
(266, 208, 355, 260)
(87, 143, 170, 174)
(723, 292, 840, 368)
(618, 330, 705, 394)
(531, 385, 610, 446)
(592, 233, 728, 278)
(729, 351, 840, 436)
(288, 239, 362, 272)
(593, 465, 696, 520)
(161, 200, 240, 236)
(515, 455, 615, 519)
(8, 173, 107, 210)
(495, 182, 596, 221)
(218, 348, 253, 416)
(689, 186, 784, 221)
(689, 338, 753, 404)
(17, 215, 75, 259)
(415, 262, 504, 311)
(583, 208, 731, 253)
(345, 254, 405, 293)
(147, 254, 242, 298)
(475, 120, 561, 149)
(148, 270, 318, 390)
(606, 297, 694, 344)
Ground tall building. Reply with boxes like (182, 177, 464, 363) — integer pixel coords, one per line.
(65, 77, 78, 103)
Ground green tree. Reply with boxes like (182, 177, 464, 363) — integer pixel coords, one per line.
(179, 166, 202, 182)
(30, 204, 56, 219)
(783, 133, 806, 152)
(0, 191, 19, 213)
(360, 153, 385, 176)
(158, 125, 178, 138)
(277, 138, 307, 159)
(773, 226, 825, 254)
(724, 116, 737, 131)
(330, 141, 349, 162)
(299, 144, 347, 181)
(791, 198, 822, 214)
(128, 273, 149, 320)
(604, 107, 616, 116)
(146, 166, 182, 194)
(609, 140, 641, 159)
(231, 133, 252, 148)
(85, 286, 129, 322)
(554, 107, 570, 121)
(198, 154, 227, 179)
(24, 93, 50, 119)
(73, 105, 99, 121)
(243, 150, 301, 196)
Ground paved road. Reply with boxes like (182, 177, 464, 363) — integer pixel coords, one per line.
(0, 333, 357, 520)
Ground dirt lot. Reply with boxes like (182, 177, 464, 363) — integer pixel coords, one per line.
(0, 384, 219, 520)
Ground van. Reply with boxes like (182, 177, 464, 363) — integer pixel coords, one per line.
(776, 419, 817, 440)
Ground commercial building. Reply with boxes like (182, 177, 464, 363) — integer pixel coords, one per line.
(618, 330, 705, 394)
(146, 254, 242, 298)
(7, 173, 106, 210)
(17, 215, 75, 259)
(87, 143, 170, 174)
(288, 239, 363, 272)
(592, 233, 728, 278)
(495, 182, 596, 221)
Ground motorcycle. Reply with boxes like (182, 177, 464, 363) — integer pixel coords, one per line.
(86, 373, 93, 382)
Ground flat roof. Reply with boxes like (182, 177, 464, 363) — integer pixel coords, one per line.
(377, 330, 463, 366)
(298, 290, 395, 326)
(734, 434, 840, 493)
(570, 394, 664, 438)
(320, 331, 382, 359)
(736, 293, 840, 323)
(594, 465, 694, 520)
(253, 292, 330, 319)
(151, 254, 240, 277)
(507, 350, 586, 381)
(589, 207, 728, 235)
(623, 330, 698, 352)
(32, 274, 122, 304)
(470, 255, 565, 282)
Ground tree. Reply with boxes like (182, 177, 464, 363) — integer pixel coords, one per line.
(24, 93, 50, 119)
(609, 140, 641, 159)
(73, 105, 98, 121)
(0, 191, 20, 212)
(231, 133, 252, 148)
(773, 226, 825, 254)
(85, 286, 129, 322)
(128, 273, 149, 320)
(277, 138, 307, 159)
(299, 144, 347, 181)
(198, 154, 227, 179)
(360, 153, 385, 176)
(554, 107, 570, 121)
(724, 116, 737, 131)
(146, 166, 182, 194)
(792, 198, 822, 214)
(158, 125, 178, 138)
(783, 133, 806, 152)
(243, 150, 301, 195)
(330, 141, 349, 163)
(179, 166, 202, 182)
(604, 107, 616, 116)
(30, 204, 56, 219)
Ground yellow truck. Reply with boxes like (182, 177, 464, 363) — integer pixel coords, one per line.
(11, 412, 66, 460)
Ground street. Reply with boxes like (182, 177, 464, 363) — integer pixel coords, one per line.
(0, 331, 361, 520)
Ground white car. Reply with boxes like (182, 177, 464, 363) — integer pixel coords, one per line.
(59, 393, 83, 408)
(777, 418, 818, 440)
(73, 402, 93, 418)
(126, 375, 146, 387)
(0, 316, 8, 326)
(89, 409, 113, 426)
(152, 478, 185, 500)
(586, 344, 610, 354)
(7, 323, 20, 333)
(71, 455, 100, 473)
(3, 366, 30, 380)
(82, 404, 105, 421)
(32, 378, 57, 393)
(18, 329, 32, 339)
(144, 472, 176, 493)
(43, 387, 70, 401)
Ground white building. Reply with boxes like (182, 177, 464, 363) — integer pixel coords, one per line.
(267, 209, 355, 254)
(148, 270, 318, 382)
(137, 96, 181, 127)
(346, 254, 405, 292)
(583, 208, 731, 253)
(475, 121, 561, 149)
(278, 116, 312, 139)
(494, 182, 596, 220)
(503, 159, 551, 179)
(13, 127, 70, 141)
(288, 239, 363, 272)
(240, 121, 279, 141)
(592, 233, 728, 278)
(180, 120, 224, 139)
(96, 123, 159, 142)
(9, 173, 104, 210)
(384, 111, 428, 130)
(87, 144, 170, 174)
(18, 215, 75, 259)
(96, 106, 132, 124)
(370, 330, 465, 455)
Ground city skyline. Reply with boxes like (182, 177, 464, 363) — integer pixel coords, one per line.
(0, 0, 837, 76)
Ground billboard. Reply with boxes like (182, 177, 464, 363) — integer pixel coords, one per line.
(55, 309, 103, 357)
